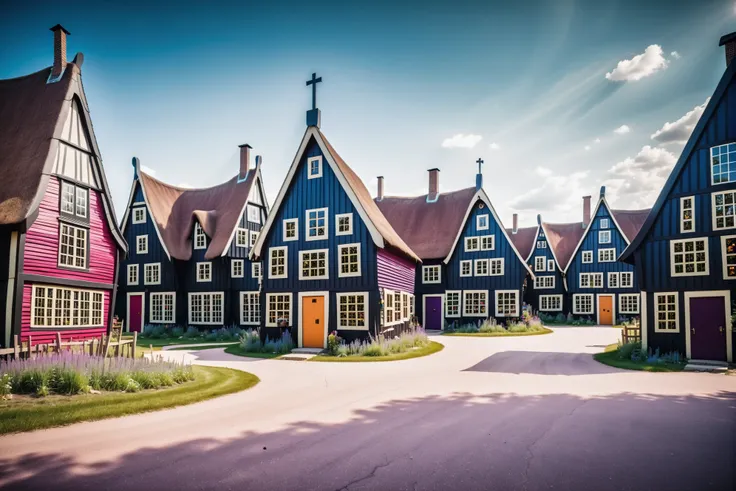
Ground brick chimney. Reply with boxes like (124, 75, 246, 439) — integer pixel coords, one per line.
(512, 213, 518, 234)
(582, 195, 592, 228)
(427, 168, 440, 202)
(238, 144, 251, 182)
(376, 176, 384, 201)
(719, 32, 736, 67)
(50, 24, 70, 80)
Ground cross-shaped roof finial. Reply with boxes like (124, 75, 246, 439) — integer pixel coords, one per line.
(476, 157, 484, 174)
(306, 72, 322, 110)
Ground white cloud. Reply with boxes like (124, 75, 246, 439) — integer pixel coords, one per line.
(594, 138, 601, 143)
(441, 134, 482, 149)
(489, 142, 500, 150)
(140, 165, 157, 177)
(671, 51, 681, 59)
(535, 166, 553, 177)
(605, 145, 677, 208)
(605, 45, 669, 82)
(613, 124, 631, 135)
(584, 145, 591, 151)
(509, 169, 589, 212)
(650, 98, 709, 145)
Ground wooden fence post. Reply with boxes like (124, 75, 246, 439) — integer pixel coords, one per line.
(132, 332, 138, 359)
(55, 332, 62, 353)
(27, 336, 32, 359)
(103, 334, 112, 358)
(13, 335, 19, 359)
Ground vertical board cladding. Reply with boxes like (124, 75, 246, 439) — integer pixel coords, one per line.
(20, 282, 110, 344)
(23, 177, 116, 285)
(526, 227, 565, 311)
(377, 247, 415, 294)
(413, 259, 445, 325)
(259, 136, 379, 341)
(446, 199, 527, 323)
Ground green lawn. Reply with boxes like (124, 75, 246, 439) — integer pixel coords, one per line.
(593, 344, 686, 372)
(0, 365, 258, 435)
(309, 340, 444, 362)
(443, 327, 553, 337)
(124, 335, 235, 351)
(224, 345, 282, 359)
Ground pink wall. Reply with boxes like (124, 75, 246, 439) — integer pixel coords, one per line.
(23, 177, 116, 284)
(377, 248, 416, 294)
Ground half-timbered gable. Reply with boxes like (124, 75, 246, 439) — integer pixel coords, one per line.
(621, 33, 736, 363)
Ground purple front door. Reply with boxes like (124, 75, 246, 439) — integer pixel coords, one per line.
(424, 296, 442, 330)
(128, 295, 143, 333)
(689, 296, 727, 361)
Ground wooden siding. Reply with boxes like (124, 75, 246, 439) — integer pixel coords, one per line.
(525, 227, 564, 310)
(413, 258, 445, 325)
(377, 248, 415, 294)
(23, 177, 116, 285)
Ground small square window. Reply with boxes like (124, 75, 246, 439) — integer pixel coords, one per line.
(136, 235, 148, 254)
(307, 156, 323, 179)
(460, 260, 472, 277)
(252, 262, 262, 279)
(599, 231, 611, 244)
(423, 265, 441, 284)
(283, 218, 299, 242)
(336, 213, 353, 236)
(465, 237, 480, 252)
(306, 208, 328, 241)
(197, 262, 212, 282)
(236, 228, 248, 248)
(476, 215, 489, 230)
(250, 230, 259, 247)
(231, 259, 244, 278)
(132, 207, 146, 224)
(600, 218, 609, 229)
(480, 235, 495, 251)
(582, 251, 593, 263)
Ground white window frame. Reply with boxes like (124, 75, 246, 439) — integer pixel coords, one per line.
(338, 243, 361, 278)
(539, 294, 563, 312)
(265, 292, 292, 327)
(231, 259, 244, 278)
(710, 142, 736, 185)
(534, 256, 545, 272)
(547, 259, 555, 271)
(598, 230, 611, 244)
(299, 249, 329, 280)
(143, 263, 161, 285)
(711, 190, 736, 231)
(335, 213, 353, 236)
(247, 205, 261, 224)
(305, 207, 329, 241)
(336, 292, 369, 330)
(480, 235, 495, 251)
(150, 292, 176, 324)
(283, 218, 299, 242)
(474, 259, 489, 277)
(579, 272, 603, 289)
(534, 275, 555, 289)
(236, 228, 248, 248)
(463, 290, 488, 317)
(196, 262, 212, 283)
(269, 246, 288, 279)
(670, 237, 709, 277)
(460, 260, 472, 277)
(132, 207, 146, 224)
(194, 222, 206, 250)
(600, 218, 609, 229)
(721, 235, 736, 280)
(536, 241, 547, 249)
(58, 223, 87, 270)
(619, 294, 640, 314)
(495, 290, 519, 317)
(252, 262, 262, 279)
(188, 292, 224, 325)
(464, 236, 480, 252)
(582, 251, 593, 263)
(598, 248, 616, 262)
(136, 235, 148, 254)
(445, 290, 461, 318)
(620, 272, 633, 288)
(127, 264, 139, 286)
(240, 291, 260, 326)
(307, 156, 323, 179)
(476, 214, 489, 231)
(422, 265, 441, 284)
(654, 292, 679, 333)
(608, 272, 619, 289)
(489, 258, 504, 276)
(249, 230, 259, 247)
(572, 294, 594, 315)
(680, 196, 695, 234)
(30, 285, 105, 328)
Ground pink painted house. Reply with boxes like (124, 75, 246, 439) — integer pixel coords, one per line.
(0, 25, 127, 347)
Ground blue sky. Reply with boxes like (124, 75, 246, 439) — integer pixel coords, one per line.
(2, 0, 734, 227)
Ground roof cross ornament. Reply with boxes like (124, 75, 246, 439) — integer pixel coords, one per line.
(306, 72, 322, 110)
(476, 157, 484, 174)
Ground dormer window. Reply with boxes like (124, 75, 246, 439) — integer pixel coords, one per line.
(307, 156, 323, 179)
(194, 223, 207, 249)
(60, 181, 89, 222)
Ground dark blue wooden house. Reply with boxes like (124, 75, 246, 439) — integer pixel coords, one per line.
(117, 144, 267, 332)
(621, 33, 736, 364)
(251, 79, 420, 348)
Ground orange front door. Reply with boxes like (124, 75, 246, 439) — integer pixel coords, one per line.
(599, 296, 613, 325)
(302, 296, 325, 348)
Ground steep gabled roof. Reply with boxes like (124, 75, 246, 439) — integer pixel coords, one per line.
(611, 209, 651, 242)
(541, 221, 585, 271)
(135, 165, 261, 261)
(621, 50, 736, 262)
(504, 225, 539, 261)
(375, 187, 477, 259)
(252, 127, 419, 262)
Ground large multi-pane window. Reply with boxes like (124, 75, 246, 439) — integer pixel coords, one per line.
(535, 257, 545, 271)
(196, 262, 212, 282)
(712, 190, 736, 230)
(598, 248, 616, 262)
(445, 291, 461, 318)
(480, 235, 495, 251)
(299, 249, 328, 279)
(150, 292, 175, 323)
(619, 294, 639, 314)
(573, 294, 593, 314)
(722, 235, 736, 279)
(188, 292, 224, 325)
(534, 276, 555, 289)
(240, 292, 260, 325)
(338, 244, 360, 277)
(266, 293, 291, 327)
(539, 295, 563, 311)
(474, 259, 489, 276)
(620, 272, 634, 288)
(463, 290, 487, 317)
(423, 265, 441, 284)
(127, 264, 138, 286)
(337, 293, 368, 329)
(60, 181, 88, 220)
(269, 247, 288, 278)
(579, 273, 603, 288)
(31, 286, 104, 327)
(464, 237, 479, 252)
(306, 208, 328, 240)
(58, 223, 87, 269)
(496, 291, 519, 316)
(654, 293, 678, 332)
(489, 258, 504, 276)
(710, 142, 736, 185)
(144, 263, 161, 285)
(670, 238, 708, 276)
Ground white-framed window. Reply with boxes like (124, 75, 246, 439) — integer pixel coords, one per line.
(539, 294, 563, 311)
(582, 251, 593, 263)
(336, 292, 369, 330)
(547, 259, 555, 271)
(394, 292, 404, 324)
(136, 235, 148, 254)
(710, 142, 736, 185)
(496, 290, 519, 317)
(680, 196, 695, 233)
(306, 207, 328, 241)
(476, 214, 489, 230)
(534, 276, 555, 289)
(534, 256, 545, 272)
(283, 218, 298, 241)
(236, 228, 248, 247)
(31, 286, 104, 328)
(307, 156, 323, 179)
(383, 289, 396, 325)
(299, 249, 329, 280)
(401, 292, 409, 321)
(722, 235, 736, 279)
(188, 292, 224, 325)
(572, 294, 593, 314)
(460, 260, 472, 277)
(231, 259, 244, 278)
(445, 291, 461, 318)
(600, 218, 609, 229)
(474, 259, 489, 276)
(620, 272, 633, 288)
(240, 291, 260, 325)
(423, 265, 441, 284)
(250, 230, 259, 247)
(537, 241, 547, 249)
(61, 181, 76, 215)
(132, 207, 146, 224)
(463, 290, 488, 317)
(670, 238, 709, 276)
(266, 293, 292, 327)
(619, 294, 640, 314)
(598, 248, 616, 262)
(58, 223, 87, 269)
(252, 262, 262, 279)
(127, 264, 139, 286)
(465, 237, 480, 252)
(144, 263, 161, 285)
(579, 273, 603, 288)
(247, 205, 261, 224)
(75, 187, 88, 218)
(489, 258, 504, 276)
(654, 292, 679, 332)
(336, 213, 353, 236)
(480, 235, 495, 251)
(599, 230, 611, 244)
(60, 182, 88, 219)
(712, 190, 736, 230)
(608, 272, 619, 288)
(194, 222, 206, 249)
(269, 246, 288, 279)
(150, 292, 175, 324)
(338, 243, 361, 277)
(197, 262, 212, 282)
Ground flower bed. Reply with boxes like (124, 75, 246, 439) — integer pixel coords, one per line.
(444, 315, 552, 336)
(229, 329, 294, 357)
(594, 342, 685, 372)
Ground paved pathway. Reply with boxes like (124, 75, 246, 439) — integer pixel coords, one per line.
(0, 327, 734, 490)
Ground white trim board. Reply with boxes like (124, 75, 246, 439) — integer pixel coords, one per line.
(684, 290, 732, 363)
(297, 291, 330, 348)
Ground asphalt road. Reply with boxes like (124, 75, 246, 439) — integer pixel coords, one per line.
(0, 327, 734, 491)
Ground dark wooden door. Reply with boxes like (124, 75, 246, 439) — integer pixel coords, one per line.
(689, 296, 727, 361)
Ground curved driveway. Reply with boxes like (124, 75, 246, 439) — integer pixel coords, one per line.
(0, 327, 734, 491)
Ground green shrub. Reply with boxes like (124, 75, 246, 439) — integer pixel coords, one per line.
(205, 330, 219, 342)
(0, 373, 11, 399)
(327, 332, 341, 355)
(171, 326, 184, 338)
(362, 343, 385, 357)
(183, 326, 201, 339)
(239, 330, 262, 352)
(54, 367, 89, 395)
(149, 325, 168, 339)
(479, 319, 506, 333)
(618, 341, 640, 360)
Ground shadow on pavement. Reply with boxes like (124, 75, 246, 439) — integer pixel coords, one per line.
(463, 351, 622, 375)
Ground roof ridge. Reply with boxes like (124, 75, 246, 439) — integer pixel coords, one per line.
(381, 186, 477, 200)
(139, 169, 248, 193)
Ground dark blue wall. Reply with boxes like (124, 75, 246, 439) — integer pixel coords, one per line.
(525, 227, 564, 311)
